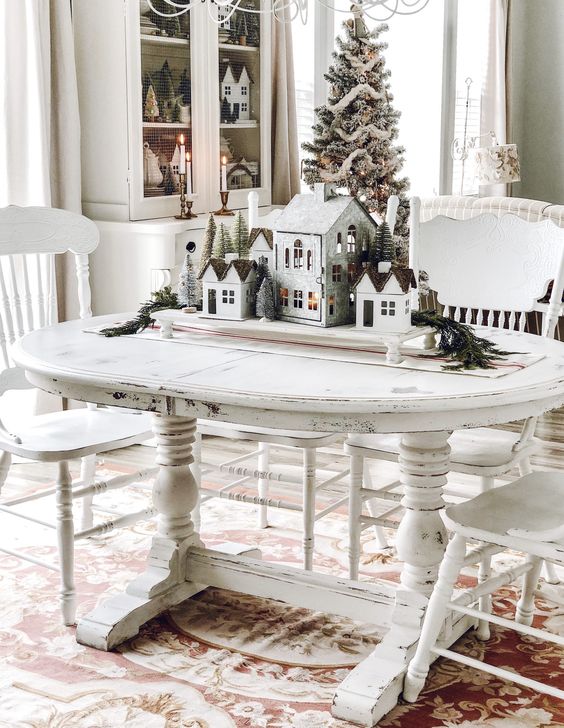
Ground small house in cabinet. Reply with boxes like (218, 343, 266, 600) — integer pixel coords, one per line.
(220, 60, 252, 122)
(199, 256, 257, 320)
(354, 263, 416, 333)
(272, 183, 379, 327)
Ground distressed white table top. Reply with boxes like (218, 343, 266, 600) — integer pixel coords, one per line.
(12, 314, 564, 434)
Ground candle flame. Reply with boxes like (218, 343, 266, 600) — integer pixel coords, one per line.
(179, 134, 185, 145)
(186, 152, 191, 162)
(222, 155, 227, 165)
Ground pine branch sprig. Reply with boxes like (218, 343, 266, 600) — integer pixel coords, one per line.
(412, 310, 514, 371)
(100, 286, 183, 337)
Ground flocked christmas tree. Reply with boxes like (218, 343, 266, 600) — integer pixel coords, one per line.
(256, 270, 275, 321)
(199, 214, 216, 273)
(302, 6, 410, 251)
(231, 210, 249, 257)
(177, 253, 198, 307)
(213, 223, 234, 258)
(253, 255, 269, 315)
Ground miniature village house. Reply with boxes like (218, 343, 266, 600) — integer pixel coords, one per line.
(220, 60, 251, 122)
(199, 254, 257, 320)
(248, 227, 273, 268)
(354, 262, 416, 334)
(272, 182, 379, 327)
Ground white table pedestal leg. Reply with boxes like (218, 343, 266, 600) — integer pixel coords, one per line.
(332, 431, 450, 727)
(77, 414, 205, 650)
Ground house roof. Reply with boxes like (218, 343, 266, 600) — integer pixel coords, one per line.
(274, 192, 376, 235)
(353, 265, 417, 294)
(198, 257, 256, 282)
(248, 227, 273, 249)
(219, 59, 254, 85)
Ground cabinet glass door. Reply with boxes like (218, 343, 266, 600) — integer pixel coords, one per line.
(139, 1, 192, 202)
(217, 0, 261, 193)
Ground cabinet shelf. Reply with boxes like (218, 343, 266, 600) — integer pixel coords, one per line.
(218, 42, 259, 53)
(220, 121, 259, 129)
(141, 33, 190, 47)
(143, 122, 191, 129)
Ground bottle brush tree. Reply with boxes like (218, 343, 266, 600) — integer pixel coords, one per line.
(214, 223, 234, 259)
(200, 214, 216, 273)
(302, 6, 410, 252)
(256, 270, 276, 321)
(231, 210, 249, 258)
(177, 253, 198, 307)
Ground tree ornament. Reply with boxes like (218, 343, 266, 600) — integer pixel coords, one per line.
(256, 270, 276, 321)
(231, 210, 249, 258)
(302, 8, 410, 251)
(144, 84, 159, 121)
(199, 214, 216, 274)
(214, 223, 234, 259)
(177, 253, 198, 308)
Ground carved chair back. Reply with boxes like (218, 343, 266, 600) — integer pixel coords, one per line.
(409, 196, 564, 339)
(0, 206, 99, 385)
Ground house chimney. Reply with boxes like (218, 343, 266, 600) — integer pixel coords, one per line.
(225, 253, 238, 263)
(314, 182, 337, 203)
(248, 190, 259, 230)
(378, 261, 392, 273)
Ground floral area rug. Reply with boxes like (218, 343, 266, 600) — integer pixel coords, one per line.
(0, 452, 563, 727)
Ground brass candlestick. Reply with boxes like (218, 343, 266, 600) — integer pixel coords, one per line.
(214, 190, 234, 216)
(175, 173, 198, 219)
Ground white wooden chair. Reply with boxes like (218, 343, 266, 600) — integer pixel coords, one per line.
(347, 199, 564, 587)
(193, 423, 346, 570)
(0, 206, 154, 625)
(403, 471, 564, 704)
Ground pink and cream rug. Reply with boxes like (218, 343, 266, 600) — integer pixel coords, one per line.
(0, 454, 563, 727)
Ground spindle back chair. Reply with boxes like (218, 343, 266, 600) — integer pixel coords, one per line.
(0, 206, 154, 626)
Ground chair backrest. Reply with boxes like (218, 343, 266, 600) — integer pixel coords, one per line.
(0, 206, 99, 372)
(409, 196, 564, 339)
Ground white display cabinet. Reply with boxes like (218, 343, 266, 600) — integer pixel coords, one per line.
(73, 0, 272, 313)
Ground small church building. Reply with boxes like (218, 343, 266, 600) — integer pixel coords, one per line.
(354, 262, 417, 334)
(272, 182, 379, 327)
(199, 255, 257, 320)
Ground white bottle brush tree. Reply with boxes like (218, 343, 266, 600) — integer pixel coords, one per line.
(177, 253, 198, 307)
(302, 5, 410, 254)
(256, 269, 276, 321)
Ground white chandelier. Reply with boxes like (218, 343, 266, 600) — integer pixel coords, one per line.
(147, 0, 431, 25)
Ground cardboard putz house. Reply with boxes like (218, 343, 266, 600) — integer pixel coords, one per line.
(354, 262, 417, 333)
(272, 183, 379, 327)
(199, 255, 257, 320)
(220, 60, 251, 122)
(248, 227, 273, 268)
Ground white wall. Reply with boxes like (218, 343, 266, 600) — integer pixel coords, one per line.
(510, 1, 564, 203)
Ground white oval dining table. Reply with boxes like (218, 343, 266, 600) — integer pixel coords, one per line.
(12, 316, 564, 726)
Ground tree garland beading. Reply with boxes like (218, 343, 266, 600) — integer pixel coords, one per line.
(412, 310, 513, 371)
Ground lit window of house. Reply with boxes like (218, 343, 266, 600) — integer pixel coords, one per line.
(332, 264, 341, 282)
(285, 248, 290, 268)
(280, 288, 289, 306)
(307, 291, 318, 311)
(336, 233, 342, 254)
(241, 86, 248, 95)
(347, 225, 357, 253)
(293, 239, 303, 269)
(293, 290, 303, 308)
(224, 85, 231, 96)
(328, 295, 335, 316)
(306, 249, 312, 271)
(222, 289, 235, 304)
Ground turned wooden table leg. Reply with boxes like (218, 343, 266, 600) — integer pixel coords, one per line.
(396, 431, 450, 595)
(76, 414, 204, 650)
(333, 430, 451, 726)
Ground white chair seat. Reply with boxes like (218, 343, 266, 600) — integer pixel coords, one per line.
(443, 472, 564, 544)
(0, 409, 153, 461)
(345, 428, 539, 474)
(198, 420, 339, 449)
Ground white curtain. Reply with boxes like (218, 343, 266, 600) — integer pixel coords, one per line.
(480, 0, 510, 196)
(0, 0, 81, 321)
(271, 12, 300, 205)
